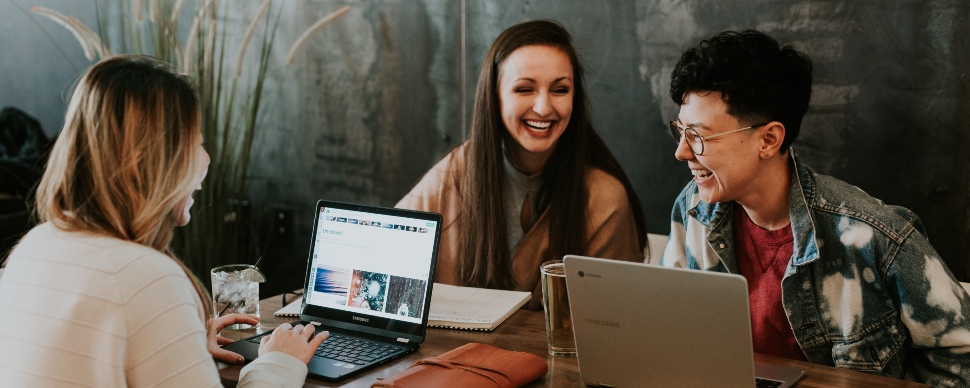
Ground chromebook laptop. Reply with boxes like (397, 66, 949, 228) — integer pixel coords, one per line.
(563, 255, 805, 388)
(223, 200, 441, 381)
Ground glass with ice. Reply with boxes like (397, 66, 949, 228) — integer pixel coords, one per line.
(211, 264, 263, 329)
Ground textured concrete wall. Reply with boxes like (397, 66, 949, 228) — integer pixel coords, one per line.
(461, 0, 970, 279)
(249, 0, 460, 213)
(0, 1, 95, 136)
(3, 0, 969, 280)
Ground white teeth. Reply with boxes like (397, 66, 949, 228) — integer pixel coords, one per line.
(691, 169, 712, 178)
(525, 120, 551, 130)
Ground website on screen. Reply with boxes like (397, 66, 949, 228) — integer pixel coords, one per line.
(306, 207, 437, 324)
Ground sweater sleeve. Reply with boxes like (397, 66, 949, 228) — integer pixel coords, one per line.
(396, 148, 461, 213)
(120, 253, 225, 387)
(120, 254, 308, 387)
(396, 171, 441, 213)
(238, 352, 308, 387)
(522, 170, 644, 310)
(583, 169, 643, 263)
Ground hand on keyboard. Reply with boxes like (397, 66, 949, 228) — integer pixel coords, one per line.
(259, 322, 330, 364)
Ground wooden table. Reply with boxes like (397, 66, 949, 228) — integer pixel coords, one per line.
(217, 294, 929, 387)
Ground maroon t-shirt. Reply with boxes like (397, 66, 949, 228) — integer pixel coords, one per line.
(732, 203, 807, 361)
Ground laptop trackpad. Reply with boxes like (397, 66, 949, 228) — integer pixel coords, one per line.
(308, 355, 358, 379)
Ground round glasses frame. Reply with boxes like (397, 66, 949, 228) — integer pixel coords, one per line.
(669, 120, 769, 155)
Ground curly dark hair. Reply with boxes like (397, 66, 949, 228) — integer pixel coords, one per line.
(669, 30, 813, 151)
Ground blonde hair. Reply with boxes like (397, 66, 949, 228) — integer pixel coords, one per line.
(36, 55, 212, 319)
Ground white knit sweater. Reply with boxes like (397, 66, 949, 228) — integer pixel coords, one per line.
(0, 222, 306, 387)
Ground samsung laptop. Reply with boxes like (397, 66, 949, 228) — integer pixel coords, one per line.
(563, 255, 805, 388)
(223, 200, 441, 381)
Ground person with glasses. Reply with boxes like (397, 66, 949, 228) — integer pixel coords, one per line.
(660, 30, 970, 386)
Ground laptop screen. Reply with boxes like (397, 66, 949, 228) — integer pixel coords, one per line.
(301, 200, 440, 341)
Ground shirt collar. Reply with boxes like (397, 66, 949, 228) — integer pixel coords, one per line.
(687, 149, 820, 267)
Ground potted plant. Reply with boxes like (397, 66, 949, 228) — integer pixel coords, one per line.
(28, 0, 349, 282)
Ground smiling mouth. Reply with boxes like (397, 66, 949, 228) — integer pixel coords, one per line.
(691, 169, 713, 180)
(524, 120, 552, 132)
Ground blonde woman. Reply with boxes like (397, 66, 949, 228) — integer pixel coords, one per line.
(0, 55, 326, 386)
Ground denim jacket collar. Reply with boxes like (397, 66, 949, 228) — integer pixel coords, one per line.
(666, 150, 970, 385)
(787, 152, 820, 268)
(688, 150, 820, 272)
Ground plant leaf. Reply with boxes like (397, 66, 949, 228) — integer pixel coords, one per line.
(284, 5, 350, 66)
(233, 0, 272, 78)
(181, 0, 212, 72)
(30, 6, 111, 61)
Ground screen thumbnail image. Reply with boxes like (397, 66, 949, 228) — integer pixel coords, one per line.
(384, 276, 427, 319)
(348, 270, 388, 312)
(313, 265, 351, 305)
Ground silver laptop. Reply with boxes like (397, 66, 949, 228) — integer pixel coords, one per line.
(563, 255, 805, 388)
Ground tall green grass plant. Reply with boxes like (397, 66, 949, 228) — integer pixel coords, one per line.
(28, 0, 349, 282)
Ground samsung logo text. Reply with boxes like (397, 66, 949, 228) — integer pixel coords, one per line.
(586, 318, 620, 328)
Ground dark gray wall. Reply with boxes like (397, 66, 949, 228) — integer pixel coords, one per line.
(247, 0, 460, 215)
(463, 0, 970, 280)
(3, 0, 969, 280)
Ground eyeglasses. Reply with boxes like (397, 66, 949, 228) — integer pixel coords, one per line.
(669, 120, 769, 155)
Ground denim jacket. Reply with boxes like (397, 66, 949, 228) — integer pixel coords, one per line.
(661, 153, 970, 387)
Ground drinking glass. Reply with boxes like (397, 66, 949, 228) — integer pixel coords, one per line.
(211, 264, 260, 329)
(540, 260, 576, 357)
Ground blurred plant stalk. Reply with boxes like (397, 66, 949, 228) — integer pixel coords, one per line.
(29, 0, 349, 283)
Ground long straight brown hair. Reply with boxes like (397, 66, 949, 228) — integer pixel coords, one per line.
(34, 55, 212, 320)
(457, 20, 646, 289)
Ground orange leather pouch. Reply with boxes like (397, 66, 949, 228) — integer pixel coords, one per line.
(371, 343, 548, 388)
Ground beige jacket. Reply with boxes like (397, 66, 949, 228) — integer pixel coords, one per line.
(397, 144, 642, 310)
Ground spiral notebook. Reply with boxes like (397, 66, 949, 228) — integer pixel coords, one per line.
(427, 283, 531, 331)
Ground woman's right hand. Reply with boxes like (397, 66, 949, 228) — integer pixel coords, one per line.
(258, 322, 329, 364)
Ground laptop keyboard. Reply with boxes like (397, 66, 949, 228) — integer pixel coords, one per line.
(755, 378, 783, 388)
(313, 332, 407, 364)
(246, 330, 407, 365)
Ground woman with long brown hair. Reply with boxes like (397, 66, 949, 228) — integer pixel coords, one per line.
(398, 20, 645, 309)
(0, 55, 326, 386)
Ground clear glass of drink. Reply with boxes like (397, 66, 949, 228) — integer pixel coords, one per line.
(211, 264, 260, 329)
(540, 260, 576, 357)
